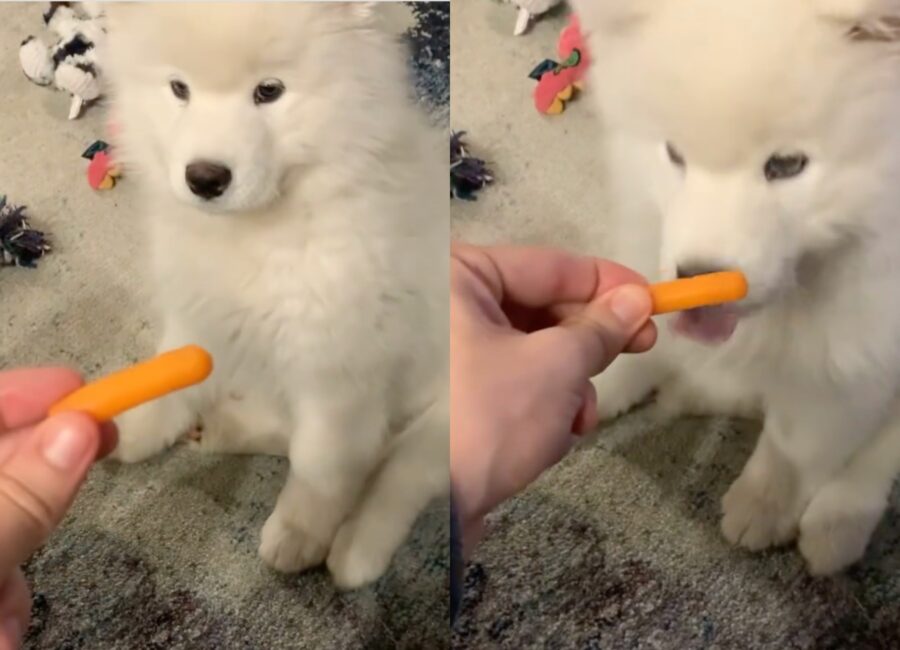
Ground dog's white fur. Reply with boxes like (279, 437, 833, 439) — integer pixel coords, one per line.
(573, 0, 900, 573)
(102, 2, 448, 589)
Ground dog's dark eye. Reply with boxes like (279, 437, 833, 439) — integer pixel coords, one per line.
(764, 152, 808, 182)
(666, 142, 685, 167)
(254, 79, 285, 105)
(170, 79, 190, 101)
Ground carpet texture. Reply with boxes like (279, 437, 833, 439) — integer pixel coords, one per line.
(406, 1, 450, 128)
(450, 1, 900, 648)
(0, 3, 449, 648)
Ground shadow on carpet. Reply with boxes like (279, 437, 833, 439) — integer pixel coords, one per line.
(452, 410, 899, 649)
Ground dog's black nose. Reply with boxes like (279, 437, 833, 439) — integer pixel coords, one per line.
(185, 161, 232, 199)
(676, 262, 728, 279)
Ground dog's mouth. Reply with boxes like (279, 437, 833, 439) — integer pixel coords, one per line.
(670, 304, 740, 345)
(667, 274, 772, 346)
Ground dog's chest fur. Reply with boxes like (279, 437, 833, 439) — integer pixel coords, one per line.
(146, 199, 418, 402)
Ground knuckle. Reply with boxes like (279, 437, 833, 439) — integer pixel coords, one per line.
(0, 471, 54, 538)
(571, 314, 619, 350)
(550, 326, 591, 364)
(563, 313, 631, 376)
(588, 316, 628, 352)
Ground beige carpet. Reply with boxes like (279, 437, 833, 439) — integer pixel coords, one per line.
(450, 1, 900, 648)
(1, 4, 448, 648)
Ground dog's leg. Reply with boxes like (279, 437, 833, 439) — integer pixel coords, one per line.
(590, 346, 672, 421)
(258, 472, 353, 573)
(798, 414, 900, 575)
(721, 424, 802, 549)
(722, 386, 891, 553)
(191, 391, 288, 457)
(110, 319, 201, 463)
(258, 394, 386, 574)
(653, 370, 762, 420)
(327, 400, 448, 589)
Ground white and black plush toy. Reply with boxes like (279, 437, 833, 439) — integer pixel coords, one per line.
(507, 0, 564, 36)
(19, 2, 106, 120)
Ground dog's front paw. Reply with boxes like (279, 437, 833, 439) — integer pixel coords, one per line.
(652, 381, 700, 419)
(653, 380, 762, 420)
(798, 482, 885, 576)
(110, 400, 193, 464)
(327, 516, 392, 590)
(591, 359, 660, 421)
(258, 513, 329, 573)
(721, 457, 802, 551)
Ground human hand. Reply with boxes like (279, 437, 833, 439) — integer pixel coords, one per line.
(450, 243, 656, 553)
(0, 369, 117, 650)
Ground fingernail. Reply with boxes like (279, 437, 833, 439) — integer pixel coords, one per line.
(2, 617, 22, 648)
(609, 285, 651, 325)
(41, 418, 93, 470)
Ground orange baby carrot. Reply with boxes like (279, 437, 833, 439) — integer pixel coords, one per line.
(649, 271, 748, 314)
(49, 345, 213, 421)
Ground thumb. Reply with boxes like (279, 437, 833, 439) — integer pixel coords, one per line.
(558, 284, 653, 378)
(0, 413, 100, 574)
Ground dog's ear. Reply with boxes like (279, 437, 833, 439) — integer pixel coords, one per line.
(816, 0, 900, 40)
(568, 0, 656, 34)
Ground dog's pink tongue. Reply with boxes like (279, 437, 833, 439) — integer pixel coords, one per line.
(671, 306, 738, 345)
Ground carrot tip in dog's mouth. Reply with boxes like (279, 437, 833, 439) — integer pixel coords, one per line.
(670, 305, 739, 345)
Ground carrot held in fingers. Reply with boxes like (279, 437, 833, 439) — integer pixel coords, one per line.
(49, 345, 213, 422)
(649, 271, 748, 314)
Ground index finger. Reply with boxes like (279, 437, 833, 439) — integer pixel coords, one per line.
(0, 368, 84, 433)
(451, 242, 648, 309)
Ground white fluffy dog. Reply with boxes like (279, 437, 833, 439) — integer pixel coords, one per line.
(573, 0, 900, 574)
(102, 2, 448, 589)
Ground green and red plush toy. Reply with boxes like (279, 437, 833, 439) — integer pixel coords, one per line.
(529, 14, 590, 115)
(83, 140, 121, 190)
